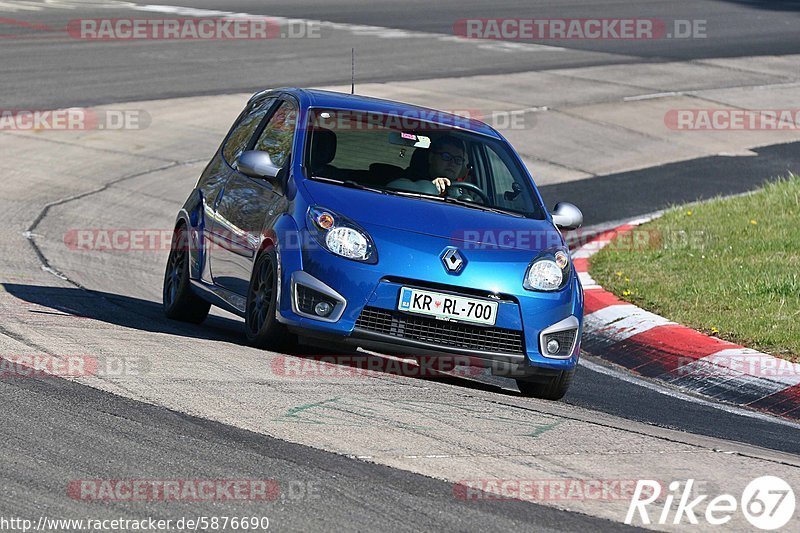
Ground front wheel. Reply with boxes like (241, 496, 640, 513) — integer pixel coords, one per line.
(163, 225, 210, 324)
(245, 248, 293, 350)
(516, 368, 575, 400)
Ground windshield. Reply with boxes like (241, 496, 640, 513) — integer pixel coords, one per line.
(303, 108, 545, 219)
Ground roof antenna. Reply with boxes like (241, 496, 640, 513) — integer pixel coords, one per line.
(350, 48, 355, 95)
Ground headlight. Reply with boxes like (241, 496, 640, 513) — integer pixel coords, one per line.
(307, 206, 376, 262)
(326, 227, 368, 259)
(524, 250, 570, 291)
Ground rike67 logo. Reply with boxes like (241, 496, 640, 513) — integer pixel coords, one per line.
(626, 476, 796, 530)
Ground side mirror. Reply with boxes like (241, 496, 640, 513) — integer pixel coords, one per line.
(238, 150, 280, 180)
(551, 202, 583, 230)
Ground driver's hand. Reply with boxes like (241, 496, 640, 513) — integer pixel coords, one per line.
(432, 177, 451, 195)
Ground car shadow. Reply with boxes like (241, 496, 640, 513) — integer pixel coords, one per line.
(3, 282, 522, 396)
(2, 283, 245, 344)
(538, 141, 800, 226)
(717, 0, 800, 11)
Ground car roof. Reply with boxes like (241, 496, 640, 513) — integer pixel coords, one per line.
(253, 87, 501, 139)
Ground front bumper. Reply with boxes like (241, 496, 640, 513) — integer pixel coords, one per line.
(277, 264, 582, 373)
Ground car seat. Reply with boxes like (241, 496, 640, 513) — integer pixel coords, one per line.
(309, 128, 340, 178)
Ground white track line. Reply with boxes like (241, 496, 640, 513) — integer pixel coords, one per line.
(579, 358, 800, 429)
(0, 1, 565, 53)
(132, 3, 566, 53)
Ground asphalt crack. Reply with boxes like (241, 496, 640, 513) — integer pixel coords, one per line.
(24, 159, 202, 288)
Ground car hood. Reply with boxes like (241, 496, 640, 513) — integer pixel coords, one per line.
(301, 178, 561, 252)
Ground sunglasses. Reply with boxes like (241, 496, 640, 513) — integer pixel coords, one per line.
(434, 151, 466, 166)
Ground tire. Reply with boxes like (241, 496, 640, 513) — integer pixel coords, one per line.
(516, 368, 575, 400)
(245, 248, 293, 350)
(163, 225, 211, 324)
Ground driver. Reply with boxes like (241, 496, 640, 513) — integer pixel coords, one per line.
(425, 135, 468, 195)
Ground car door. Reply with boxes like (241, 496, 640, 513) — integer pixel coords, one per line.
(211, 97, 298, 296)
(205, 97, 277, 287)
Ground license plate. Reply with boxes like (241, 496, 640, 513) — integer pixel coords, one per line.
(397, 287, 498, 326)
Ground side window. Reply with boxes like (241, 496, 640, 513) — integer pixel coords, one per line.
(486, 146, 532, 212)
(252, 100, 298, 167)
(466, 142, 484, 189)
(222, 98, 275, 166)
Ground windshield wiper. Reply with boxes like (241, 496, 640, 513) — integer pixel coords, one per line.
(310, 176, 386, 194)
(385, 188, 524, 217)
(438, 196, 525, 217)
(382, 189, 438, 200)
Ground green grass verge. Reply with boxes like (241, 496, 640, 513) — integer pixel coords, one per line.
(590, 175, 800, 362)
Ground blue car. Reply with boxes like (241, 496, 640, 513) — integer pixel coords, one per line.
(163, 88, 584, 399)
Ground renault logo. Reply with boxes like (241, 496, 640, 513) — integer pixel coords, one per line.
(441, 247, 466, 274)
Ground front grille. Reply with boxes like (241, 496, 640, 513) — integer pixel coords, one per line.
(296, 285, 337, 315)
(542, 329, 578, 357)
(355, 307, 524, 355)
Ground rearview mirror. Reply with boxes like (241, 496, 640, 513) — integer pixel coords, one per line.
(238, 150, 280, 180)
(551, 202, 583, 230)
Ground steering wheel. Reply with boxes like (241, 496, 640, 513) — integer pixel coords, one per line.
(446, 182, 490, 205)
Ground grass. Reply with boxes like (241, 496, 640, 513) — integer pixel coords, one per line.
(590, 175, 800, 363)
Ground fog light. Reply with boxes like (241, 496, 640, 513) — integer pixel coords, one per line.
(546, 339, 560, 354)
(314, 301, 333, 317)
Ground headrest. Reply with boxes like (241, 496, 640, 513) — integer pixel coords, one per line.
(408, 147, 430, 177)
(310, 128, 337, 167)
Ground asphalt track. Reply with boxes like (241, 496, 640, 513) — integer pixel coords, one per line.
(2, 1, 800, 531)
(1, 0, 800, 108)
(3, 369, 634, 532)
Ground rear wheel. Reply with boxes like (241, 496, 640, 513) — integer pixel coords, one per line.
(245, 248, 293, 350)
(516, 368, 575, 400)
(163, 225, 210, 324)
